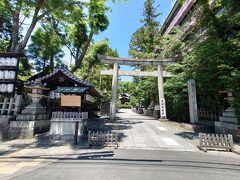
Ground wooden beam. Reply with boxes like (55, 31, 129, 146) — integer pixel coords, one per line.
(101, 69, 172, 77)
(98, 54, 174, 66)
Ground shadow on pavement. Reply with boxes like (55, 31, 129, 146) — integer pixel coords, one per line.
(1, 153, 240, 172)
(174, 132, 199, 140)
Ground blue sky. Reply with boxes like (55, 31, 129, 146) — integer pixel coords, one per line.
(63, 0, 174, 81)
(92, 0, 173, 81)
(95, 0, 173, 57)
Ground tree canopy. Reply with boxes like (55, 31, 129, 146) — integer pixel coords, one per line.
(0, 0, 117, 74)
(125, 0, 240, 122)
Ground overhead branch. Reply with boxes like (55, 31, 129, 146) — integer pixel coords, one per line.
(71, 29, 94, 73)
(65, 44, 77, 60)
(19, 15, 27, 28)
(20, 0, 76, 52)
(20, 0, 45, 51)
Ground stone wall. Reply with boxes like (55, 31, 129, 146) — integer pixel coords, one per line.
(0, 115, 13, 140)
(215, 121, 240, 142)
(8, 120, 50, 139)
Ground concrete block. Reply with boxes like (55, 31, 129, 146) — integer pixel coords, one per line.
(49, 119, 84, 143)
(215, 121, 240, 142)
(222, 111, 236, 117)
(219, 116, 238, 124)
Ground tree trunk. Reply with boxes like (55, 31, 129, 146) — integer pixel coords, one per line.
(50, 53, 54, 72)
(9, 0, 44, 52)
(20, 0, 45, 51)
(71, 30, 94, 73)
(43, 59, 46, 71)
(9, 0, 23, 52)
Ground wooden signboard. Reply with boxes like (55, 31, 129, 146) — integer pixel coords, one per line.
(61, 95, 81, 107)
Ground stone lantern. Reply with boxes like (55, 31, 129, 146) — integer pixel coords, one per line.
(215, 90, 239, 142)
(22, 82, 49, 115)
(9, 81, 51, 138)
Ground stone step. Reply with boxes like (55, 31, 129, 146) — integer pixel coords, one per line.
(219, 116, 238, 124)
(222, 111, 236, 117)
(225, 109, 234, 112)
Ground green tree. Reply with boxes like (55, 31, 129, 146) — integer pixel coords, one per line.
(71, 0, 110, 72)
(0, 0, 12, 51)
(75, 40, 119, 99)
(163, 0, 240, 121)
(27, 25, 64, 72)
(127, 0, 162, 109)
(0, 0, 79, 52)
(129, 0, 161, 58)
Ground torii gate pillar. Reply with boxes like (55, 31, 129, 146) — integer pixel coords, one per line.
(110, 62, 119, 120)
(158, 65, 167, 119)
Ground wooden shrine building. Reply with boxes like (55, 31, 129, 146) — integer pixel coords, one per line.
(25, 65, 100, 115)
(22, 65, 100, 142)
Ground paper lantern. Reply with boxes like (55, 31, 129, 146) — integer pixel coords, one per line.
(0, 71, 3, 79)
(0, 84, 7, 92)
(0, 58, 4, 66)
(10, 58, 18, 66)
(7, 84, 14, 93)
(5, 58, 10, 66)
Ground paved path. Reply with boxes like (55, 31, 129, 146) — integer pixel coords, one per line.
(116, 109, 197, 151)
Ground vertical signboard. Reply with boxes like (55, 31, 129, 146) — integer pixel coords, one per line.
(160, 98, 166, 118)
(0, 53, 21, 96)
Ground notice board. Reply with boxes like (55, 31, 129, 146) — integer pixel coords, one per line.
(61, 95, 81, 107)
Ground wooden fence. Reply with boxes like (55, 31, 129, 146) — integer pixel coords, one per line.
(88, 131, 119, 147)
(198, 133, 233, 152)
(198, 108, 221, 121)
(0, 95, 22, 115)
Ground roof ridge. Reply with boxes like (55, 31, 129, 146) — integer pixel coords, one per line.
(26, 66, 94, 87)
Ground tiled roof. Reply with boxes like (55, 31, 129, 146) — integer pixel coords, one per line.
(25, 66, 93, 87)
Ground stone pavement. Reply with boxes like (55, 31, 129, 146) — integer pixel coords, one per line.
(0, 109, 240, 179)
(116, 109, 198, 151)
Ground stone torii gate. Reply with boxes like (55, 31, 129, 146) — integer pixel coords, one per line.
(98, 54, 174, 120)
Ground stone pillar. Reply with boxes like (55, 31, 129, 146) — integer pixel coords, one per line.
(13, 95, 22, 115)
(188, 79, 198, 124)
(110, 63, 119, 120)
(157, 65, 166, 119)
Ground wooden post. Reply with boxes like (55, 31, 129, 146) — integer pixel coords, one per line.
(13, 95, 22, 115)
(74, 121, 79, 145)
(7, 98, 14, 115)
(88, 130, 91, 145)
(1, 98, 9, 115)
(157, 65, 166, 119)
(109, 63, 119, 120)
(188, 79, 198, 124)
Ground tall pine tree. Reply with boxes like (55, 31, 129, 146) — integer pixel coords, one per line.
(128, 0, 162, 109)
(129, 0, 161, 58)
